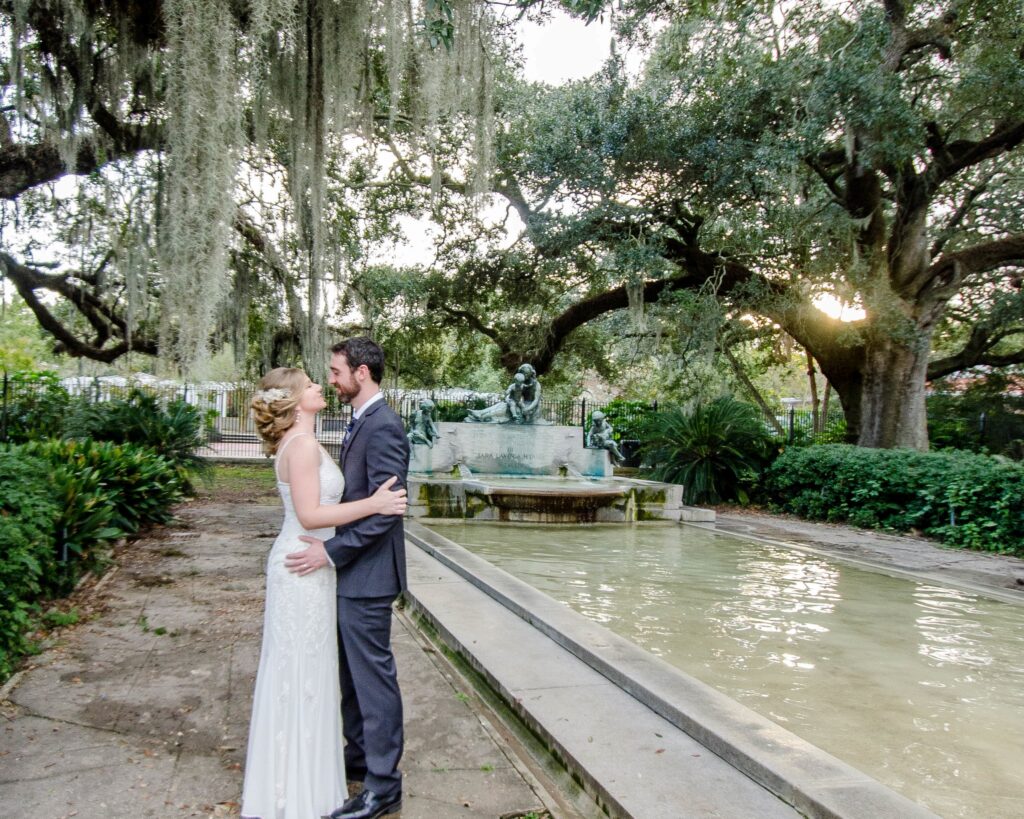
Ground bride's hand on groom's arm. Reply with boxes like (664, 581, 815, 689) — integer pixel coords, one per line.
(285, 537, 330, 576)
(371, 475, 408, 516)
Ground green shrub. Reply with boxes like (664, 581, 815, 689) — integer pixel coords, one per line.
(1, 371, 70, 442)
(764, 445, 1024, 554)
(0, 449, 60, 679)
(22, 439, 186, 535)
(0, 437, 188, 680)
(432, 397, 488, 423)
(928, 378, 1024, 459)
(64, 388, 210, 489)
(593, 399, 654, 442)
(639, 398, 774, 504)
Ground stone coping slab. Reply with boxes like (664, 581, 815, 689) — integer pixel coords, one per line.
(406, 521, 938, 819)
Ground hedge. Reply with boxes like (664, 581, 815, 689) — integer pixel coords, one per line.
(763, 444, 1024, 555)
(0, 450, 62, 678)
(0, 440, 190, 680)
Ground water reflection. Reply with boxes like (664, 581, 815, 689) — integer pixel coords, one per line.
(429, 522, 1024, 819)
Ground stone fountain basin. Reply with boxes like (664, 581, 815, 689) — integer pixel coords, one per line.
(408, 475, 714, 524)
(462, 478, 626, 497)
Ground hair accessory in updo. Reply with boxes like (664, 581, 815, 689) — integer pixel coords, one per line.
(250, 367, 306, 455)
(254, 387, 292, 403)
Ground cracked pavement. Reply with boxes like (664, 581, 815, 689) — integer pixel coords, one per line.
(0, 501, 555, 819)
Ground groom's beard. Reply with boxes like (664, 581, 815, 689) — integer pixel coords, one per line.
(333, 383, 359, 404)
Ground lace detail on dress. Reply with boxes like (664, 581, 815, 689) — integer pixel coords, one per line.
(241, 436, 346, 819)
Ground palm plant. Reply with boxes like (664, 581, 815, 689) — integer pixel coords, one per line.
(639, 398, 774, 504)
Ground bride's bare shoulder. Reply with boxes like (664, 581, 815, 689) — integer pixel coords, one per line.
(277, 433, 320, 475)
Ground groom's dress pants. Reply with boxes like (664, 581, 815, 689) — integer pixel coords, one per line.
(337, 594, 403, 798)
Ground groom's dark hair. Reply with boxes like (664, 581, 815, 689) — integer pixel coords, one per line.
(332, 337, 385, 384)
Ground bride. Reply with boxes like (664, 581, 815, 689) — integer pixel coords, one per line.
(242, 367, 407, 819)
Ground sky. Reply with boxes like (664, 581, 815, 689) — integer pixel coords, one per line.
(516, 10, 615, 84)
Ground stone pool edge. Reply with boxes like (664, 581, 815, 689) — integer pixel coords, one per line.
(405, 520, 938, 819)
(700, 516, 1024, 606)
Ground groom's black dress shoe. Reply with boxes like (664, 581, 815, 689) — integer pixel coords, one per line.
(329, 788, 402, 819)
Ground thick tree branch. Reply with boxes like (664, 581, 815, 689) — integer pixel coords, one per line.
(530, 241, 768, 374)
(883, 1, 957, 71)
(384, 135, 469, 195)
(433, 305, 506, 348)
(0, 251, 158, 360)
(0, 133, 160, 200)
(722, 344, 785, 435)
(805, 156, 845, 204)
(233, 211, 307, 328)
(0, 2, 165, 200)
(929, 324, 1024, 379)
(919, 233, 1024, 302)
(882, 0, 906, 28)
(928, 120, 1024, 183)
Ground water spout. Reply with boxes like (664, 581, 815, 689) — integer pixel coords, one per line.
(559, 463, 586, 479)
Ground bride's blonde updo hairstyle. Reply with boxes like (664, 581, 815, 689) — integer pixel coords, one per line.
(251, 367, 307, 455)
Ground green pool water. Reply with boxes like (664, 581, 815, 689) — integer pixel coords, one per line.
(426, 521, 1024, 819)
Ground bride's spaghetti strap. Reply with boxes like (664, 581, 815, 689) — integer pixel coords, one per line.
(274, 432, 315, 482)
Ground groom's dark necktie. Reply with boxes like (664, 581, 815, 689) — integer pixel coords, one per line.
(343, 418, 355, 444)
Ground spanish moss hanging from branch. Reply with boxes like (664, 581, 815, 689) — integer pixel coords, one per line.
(160, 0, 242, 371)
(2, 0, 502, 377)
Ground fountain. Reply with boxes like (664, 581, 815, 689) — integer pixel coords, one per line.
(406, 366, 713, 524)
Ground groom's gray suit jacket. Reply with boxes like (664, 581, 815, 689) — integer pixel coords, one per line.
(323, 397, 409, 597)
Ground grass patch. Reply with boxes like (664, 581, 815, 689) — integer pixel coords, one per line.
(42, 608, 80, 628)
(195, 463, 279, 503)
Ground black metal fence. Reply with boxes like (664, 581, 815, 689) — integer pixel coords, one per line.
(0, 375, 661, 459)
(762, 405, 847, 444)
(0, 373, 848, 459)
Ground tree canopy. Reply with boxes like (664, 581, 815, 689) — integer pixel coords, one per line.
(2, 0, 1023, 450)
(1, 0, 510, 376)
(367, 0, 1024, 448)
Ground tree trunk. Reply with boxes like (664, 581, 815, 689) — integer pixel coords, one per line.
(723, 346, 785, 435)
(820, 380, 832, 434)
(857, 332, 932, 449)
(806, 349, 820, 433)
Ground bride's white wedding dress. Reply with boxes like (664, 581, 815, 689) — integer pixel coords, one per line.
(241, 433, 345, 819)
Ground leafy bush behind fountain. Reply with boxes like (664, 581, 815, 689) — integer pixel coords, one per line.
(639, 398, 774, 504)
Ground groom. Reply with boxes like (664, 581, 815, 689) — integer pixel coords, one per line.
(287, 336, 408, 819)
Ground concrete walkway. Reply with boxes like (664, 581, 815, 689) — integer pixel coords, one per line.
(0, 502, 563, 819)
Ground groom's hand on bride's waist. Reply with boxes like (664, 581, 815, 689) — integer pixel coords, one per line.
(285, 537, 332, 575)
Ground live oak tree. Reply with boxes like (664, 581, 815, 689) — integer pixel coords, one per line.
(384, 0, 1024, 448)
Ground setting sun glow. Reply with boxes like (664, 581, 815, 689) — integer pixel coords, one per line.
(814, 294, 866, 322)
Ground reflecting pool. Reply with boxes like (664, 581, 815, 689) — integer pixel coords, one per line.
(427, 522, 1024, 819)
